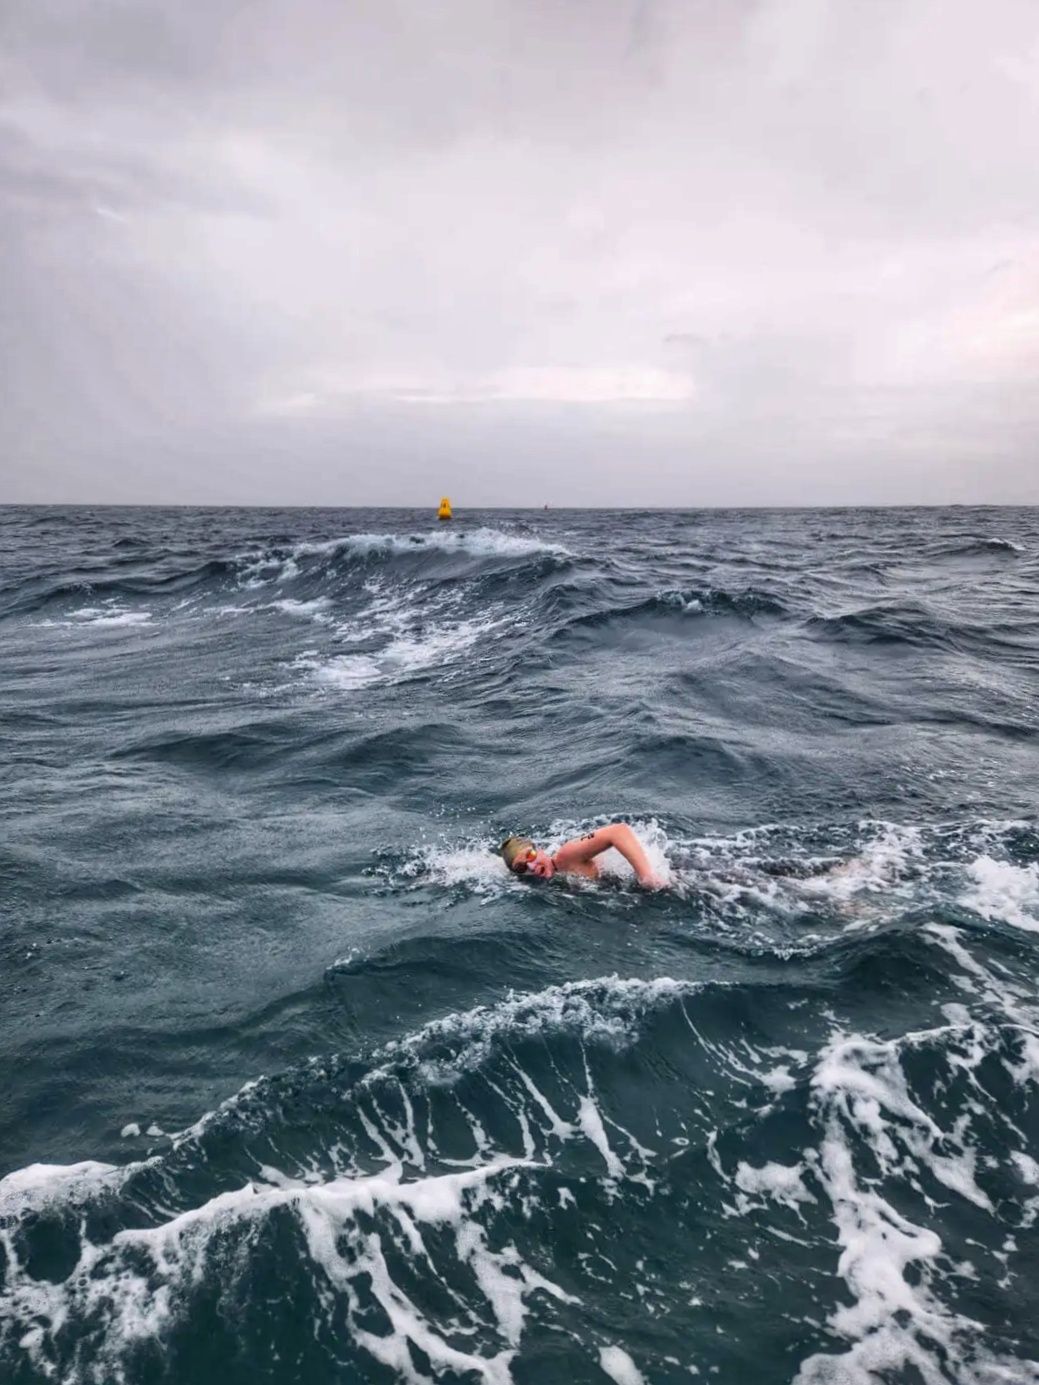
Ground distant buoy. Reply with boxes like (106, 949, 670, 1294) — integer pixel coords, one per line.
(437, 496, 452, 521)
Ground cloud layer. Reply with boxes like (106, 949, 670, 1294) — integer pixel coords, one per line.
(3, 0, 1038, 504)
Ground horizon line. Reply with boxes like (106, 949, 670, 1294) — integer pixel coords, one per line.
(1, 500, 1037, 512)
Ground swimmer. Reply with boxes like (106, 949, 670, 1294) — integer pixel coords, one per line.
(498, 823, 667, 889)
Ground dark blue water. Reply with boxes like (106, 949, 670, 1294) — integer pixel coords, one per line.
(2, 505, 1039, 1385)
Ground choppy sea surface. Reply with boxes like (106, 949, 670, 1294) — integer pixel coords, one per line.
(2, 504, 1039, 1385)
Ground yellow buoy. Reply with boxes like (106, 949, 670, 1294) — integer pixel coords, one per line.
(437, 496, 452, 521)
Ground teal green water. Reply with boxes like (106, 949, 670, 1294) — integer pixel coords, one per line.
(2, 505, 1039, 1383)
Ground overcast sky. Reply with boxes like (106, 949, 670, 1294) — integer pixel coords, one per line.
(2, 0, 1038, 506)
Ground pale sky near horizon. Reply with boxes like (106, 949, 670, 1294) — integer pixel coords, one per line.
(2, 0, 1038, 506)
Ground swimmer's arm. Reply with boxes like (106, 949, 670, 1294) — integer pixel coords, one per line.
(554, 824, 665, 888)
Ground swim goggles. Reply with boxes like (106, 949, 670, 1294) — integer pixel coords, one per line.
(512, 846, 539, 874)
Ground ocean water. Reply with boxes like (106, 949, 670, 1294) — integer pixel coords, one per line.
(2, 504, 1039, 1385)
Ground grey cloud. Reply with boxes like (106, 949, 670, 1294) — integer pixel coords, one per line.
(0, 122, 272, 224)
(2, 0, 1038, 505)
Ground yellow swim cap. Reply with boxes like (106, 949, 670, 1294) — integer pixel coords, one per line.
(499, 836, 536, 871)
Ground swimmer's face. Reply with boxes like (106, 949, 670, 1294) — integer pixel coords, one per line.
(513, 847, 555, 880)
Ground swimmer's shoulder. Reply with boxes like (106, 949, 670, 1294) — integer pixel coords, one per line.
(554, 855, 600, 880)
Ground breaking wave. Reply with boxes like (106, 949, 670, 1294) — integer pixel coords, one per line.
(3, 923, 1038, 1384)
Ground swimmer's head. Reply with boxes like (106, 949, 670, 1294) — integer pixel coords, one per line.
(498, 836, 555, 879)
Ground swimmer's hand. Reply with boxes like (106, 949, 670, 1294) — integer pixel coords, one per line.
(637, 872, 668, 891)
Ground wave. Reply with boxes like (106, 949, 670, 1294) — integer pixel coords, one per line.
(3, 937, 1038, 1384)
(292, 528, 573, 562)
(13, 558, 233, 614)
(803, 602, 1039, 665)
(928, 535, 1025, 559)
(235, 527, 572, 589)
(2, 526, 572, 623)
(552, 585, 786, 638)
(111, 721, 302, 771)
(0, 974, 700, 1382)
(5, 524, 575, 695)
(803, 601, 953, 649)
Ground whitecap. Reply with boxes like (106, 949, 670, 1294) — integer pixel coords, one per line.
(0, 1160, 124, 1217)
(83, 610, 152, 628)
(298, 651, 382, 690)
(271, 596, 333, 622)
(599, 1345, 647, 1384)
(293, 527, 572, 561)
(32, 604, 153, 629)
(960, 856, 1039, 932)
(298, 610, 508, 692)
(233, 527, 571, 591)
(734, 1159, 815, 1211)
(1, 1159, 567, 1385)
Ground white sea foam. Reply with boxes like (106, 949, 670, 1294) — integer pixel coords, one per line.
(2, 972, 697, 1383)
(226, 526, 544, 692)
(789, 981, 1039, 1385)
(577, 1095, 625, 1180)
(299, 618, 499, 690)
(655, 817, 1039, 945)
(378, 613, 504, 672)
(960, 856, 1039, 932)
(599, 1344, 647, 1384)
(236, 551, 302, 587)
(656, 590, 704, 615)
(925, 924, 1023, 1019)
(293, 527, 571, 562)
(271, 596, 332, 622)
(663, 819, 921, 920)
(925, 923, 1039, 1095)
(6, 891, 1037, 1384)
(0, 1158, 572, 1385)
(1014, 1155, 1039, 1231)
(734, 1160, 814, 1212)
(758, 1065, 797, 1094)
(235, 527, 570, 590)
(799, 823, 923, 903)
(296, 585, 509, 691)
(0, 1161, 123, 1217)
(34, 604, 153, 629)
(294, 1160, 575, 1381)
(371, 973, 695, 1093)
(298, 651, 383, 690)
(88, 610, 152, 627)
(399, 839, 513, 895)
(154, 973, 693, 1188)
